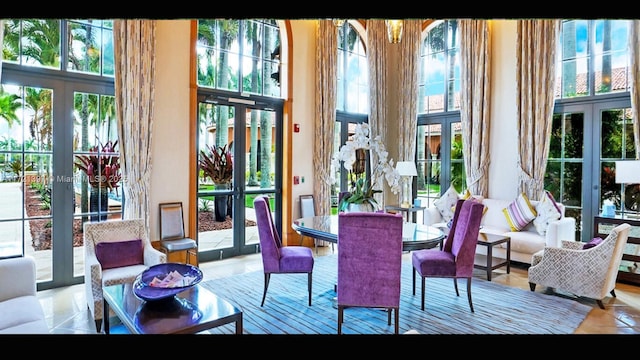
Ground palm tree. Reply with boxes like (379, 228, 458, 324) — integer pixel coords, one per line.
(0, 86, 22, 128)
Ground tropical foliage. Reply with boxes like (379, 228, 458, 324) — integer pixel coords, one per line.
(74, 139, 121, 191)
(199, 144, 233, 185)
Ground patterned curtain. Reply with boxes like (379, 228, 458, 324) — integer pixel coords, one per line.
(395, 19, 421, 204)
(515, 19, 561, 199)
(313, 20, 337, 216)
(459, 19, 491, 198)
(630, 20, 640, 159)
(113, 20, 157, 231)
(366, 19, 389, 207)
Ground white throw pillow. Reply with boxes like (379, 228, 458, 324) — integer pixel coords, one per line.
(434, 185, 459, 222)
(533, 190, 562, 236)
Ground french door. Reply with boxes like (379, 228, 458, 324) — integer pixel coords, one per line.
(0, 70, 116, 290)
(548, 97, 633, 243)
(196, 94, 283, 261)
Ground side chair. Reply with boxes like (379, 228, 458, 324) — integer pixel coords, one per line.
(158, 202, 198, 265)
(254, 195, 315, 307)
(412, 199, 484, 312)
(337, 211, 403, 334)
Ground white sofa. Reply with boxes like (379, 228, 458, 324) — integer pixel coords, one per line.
(0, 256, 49, 334)
(423, 197, 576, 264)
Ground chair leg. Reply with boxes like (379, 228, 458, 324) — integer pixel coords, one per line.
(387, 308, 392, 325)
(597, 300, 605, 309)
(529, 282, 536, 291)
(420, 276, 426, 311)
(307, 272, 313, 306)
(337, 306, 343, 334)
(610, 289, 616, 298)
(94, 319, 102, 333)
(261, 273, 271, 307)
(453, 278, 460, 297)
(466, 277, 474, 312)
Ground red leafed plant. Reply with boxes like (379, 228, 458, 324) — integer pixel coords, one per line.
(199, 144, 233, 184)
(74, 139, 122, 191)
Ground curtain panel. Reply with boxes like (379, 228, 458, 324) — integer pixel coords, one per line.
(113, 19, 157, 231)
(459, 19, 492, 198)
(366, 19, 389, 207)
(313, 20, 338, 216)
(515, 19, 560, 199)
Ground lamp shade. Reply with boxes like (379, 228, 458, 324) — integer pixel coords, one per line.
(615, 160, 640, 184)
(396, 161, 417, 177)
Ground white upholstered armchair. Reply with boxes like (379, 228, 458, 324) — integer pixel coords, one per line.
(84, 219, 166, 332)
(528, 223, 630, 309)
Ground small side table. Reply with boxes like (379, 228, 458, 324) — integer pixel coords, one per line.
(474, 232, 510, 281)
(385, 204, 426, 223)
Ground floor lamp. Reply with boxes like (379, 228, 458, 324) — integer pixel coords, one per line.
(396, 161, 417, 208)
(615, 160, 640, 218)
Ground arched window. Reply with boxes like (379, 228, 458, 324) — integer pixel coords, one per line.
(416, 19, 462, 208)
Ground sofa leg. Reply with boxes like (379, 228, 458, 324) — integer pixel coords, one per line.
(529, 282, 536, 291)
(597, 300, 605, 309)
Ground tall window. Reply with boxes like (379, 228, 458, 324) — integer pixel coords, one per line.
(416, 20, 462, 208)
(1, 19, 116, 289)
(332, 21, 369, 211)
(547, 19, 632, 242)
(194, 19, 284, 261)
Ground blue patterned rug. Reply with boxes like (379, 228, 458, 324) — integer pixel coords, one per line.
(200, 255, 592, 334)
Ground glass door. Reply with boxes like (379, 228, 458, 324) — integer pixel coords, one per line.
(548, 99, 633, 243)
(196, 97, 282, 261)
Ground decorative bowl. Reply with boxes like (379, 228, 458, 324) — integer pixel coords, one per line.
(133, 263, 203, 302)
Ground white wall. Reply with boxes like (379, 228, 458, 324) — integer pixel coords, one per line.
(151, 20, 191, 240)
(488, 20, 519, 201)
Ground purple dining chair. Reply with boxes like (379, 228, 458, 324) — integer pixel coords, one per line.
(412, 199, 484, 312)
(254, 195, 314, 307)
(337, 211, 403, 334)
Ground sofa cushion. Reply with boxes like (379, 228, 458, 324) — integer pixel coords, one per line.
(96, 239, 144, 270)
(434, 185, 459, 222)
(502, 193, 537, 231)
(0, 295, 48, 334)
(533, 190, 562, 236)
(583, 237, 603, 250)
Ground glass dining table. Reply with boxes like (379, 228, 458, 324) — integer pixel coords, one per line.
(292, 215, 445, 252)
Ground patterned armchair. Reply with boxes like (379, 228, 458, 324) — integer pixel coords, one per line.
(528, 223, 630, 309)
(84, 219, 166, 332)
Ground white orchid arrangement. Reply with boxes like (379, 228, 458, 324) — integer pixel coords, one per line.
(330, 123, 401, 211)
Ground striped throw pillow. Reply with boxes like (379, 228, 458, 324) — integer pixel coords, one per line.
(502, 193, 537, 231)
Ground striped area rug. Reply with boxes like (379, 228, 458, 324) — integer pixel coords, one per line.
(200, 254, 592, 334)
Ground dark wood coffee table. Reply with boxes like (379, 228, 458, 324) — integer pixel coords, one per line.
(102, 283, 243, 334)
(474, 232, 510, 281)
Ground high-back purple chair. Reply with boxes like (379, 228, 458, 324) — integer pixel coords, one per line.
(337, 211, 403, 334)
(254, 195, 314, 306)
(412, 199, 484, 312)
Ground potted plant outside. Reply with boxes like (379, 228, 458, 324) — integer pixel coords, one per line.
(199, 144, 233, 221)
(74, 140, 121, 221)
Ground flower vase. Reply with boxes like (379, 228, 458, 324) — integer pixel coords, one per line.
(346, 203, 375, 213)
(214, 183, 230, 222)
(90, 187, 108, 222)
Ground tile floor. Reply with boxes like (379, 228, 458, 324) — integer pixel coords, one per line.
(37, 246, 640, 335)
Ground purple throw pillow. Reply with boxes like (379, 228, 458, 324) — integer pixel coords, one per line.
(583, 237, 603, 250)
(96, 239, 144, 270)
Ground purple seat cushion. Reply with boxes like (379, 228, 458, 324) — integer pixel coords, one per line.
(412, 249, 456, 276)
(583, 237, 603, 250)
(279, 246, 314, 273)
(96, 239, 144, 270)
